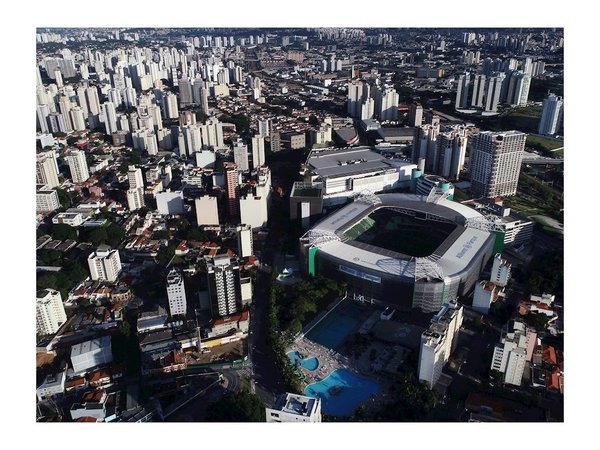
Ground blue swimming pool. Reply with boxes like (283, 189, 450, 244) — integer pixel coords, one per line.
(305, 301, 368, 349)
(304, 369, 380, 417)
(287, 351, 319, 371)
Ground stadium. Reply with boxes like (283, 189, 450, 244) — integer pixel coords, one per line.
(300, 191, 503, 312)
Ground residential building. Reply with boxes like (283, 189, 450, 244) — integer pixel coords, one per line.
(408, 103, 423, 127)
(36, 187, 60, 214)
(240, 193, 268, 230)
(237, 224, 253, 258)
(88, 246, 122, 282)
(166, 269, 187, 317)
(206, 255, 242, 318)
(251, 135, 265, 168)
(472, 281, 500, 315)
(538, 93, 563, 135)
(36, 151, 60, 188)
(233, 140, 250, 172)
(66, 149, 90, 183)
(36, 289, 67, 335)
(224, 162, 240, 219)
(470, 131, 526, 198)
(378, 86, 399, 121)
(490, 253, 511, 287)
(36, 370, 66, 401)
(490, 320, 536, 386)
(418, 302, 463, 388)
(70, 336, 113, 373)
(266, 393, 322, 423)
(156, 190, 185, 215)
(455, 73, 471, 109)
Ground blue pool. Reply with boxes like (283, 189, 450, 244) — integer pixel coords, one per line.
(304, 369, 380, 417)
(305, 301, 368, 349)
(287, 351, 319, 371)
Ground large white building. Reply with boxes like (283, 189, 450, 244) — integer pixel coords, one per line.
(266, 393, 322, 423)
(490, 253, 511, 287)
(36, 187, 60, 214)
(251, 135, 265, 168)
(233, 140, 250, 172)
(472, 280, 500, 315)
(36, 151, 60, 188)
(237, 224, 253, 258)
(36, 289, 67, 336)
(66, 149, 90, 183)
(490, 320, 536, 386)
(206, 255, 242, 318)
(240, 194, 268, 230)
(70, 336, 113, 374)
(156, 190, 185, 215)
(166, 269, 187, 317)
(195, 195, 219, 226)
(418, 302, 463, 388)
(303, 146, 416, 206)
(538, 93, 563, 135)
(88, 246, 122, 282)
(378, 86, 399, 121)
(470, 131, 526, 198)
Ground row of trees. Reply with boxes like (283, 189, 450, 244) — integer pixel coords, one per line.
(45, 222, 126, 248)
(278, 276, 346, 334)
(266, 268, 302, 394)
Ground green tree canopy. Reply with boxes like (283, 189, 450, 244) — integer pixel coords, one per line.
(205, 390, 266, 422)
(50, 223, 78, 241)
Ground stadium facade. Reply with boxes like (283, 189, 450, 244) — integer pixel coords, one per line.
(300, 192, 502, 313)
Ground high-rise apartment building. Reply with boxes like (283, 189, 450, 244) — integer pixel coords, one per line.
(378, 86, 399, 121)
(236, 224, 254, 258)
(164, 92, 179, 119)
(36, 187, 60, 214)
(224, 162, 240, 219)
(538, 93, 563, 135)
(126, 165, 145, 211)
(266, 393, 322, 423)
(102, 101, 118, 135)
(36, 151, 60, 188)
(408, 103, 423, 127)
(87, 246, 122, 282)
(418, 302, 463, 388)
(206, 255, 242, 318)
(166, 269, 187, 317)
(233, 140, 250, 172)
(66, 149, 90, 183)
(455, 73, 471, 109)
(490, 253, 511, 287)
(470, 131, 526, 198)
(490, 320, 536, 386)
(36, 289, 67, 336)
(347, 80, 363, 118)
(251, 135, 265, 168)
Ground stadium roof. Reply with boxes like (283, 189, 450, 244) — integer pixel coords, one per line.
(306, 146, 413, 179)
(306, 193, 493, 280)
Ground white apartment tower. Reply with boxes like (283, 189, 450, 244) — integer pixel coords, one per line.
(166, 269, 187, 317)
(87, 246, 122, 282)
(207, 255, 242, 318)
(36, 289, 67, 335)
(418, 302, 463, 388)
(455, 73, 471, 109)
(538, 93, 563, 135)
(490, 321, 536, 386)
(470, 131, 526, 198)
(378, 86, 399, 121)
(347, 80, 363, 118)
(490, 253, 511, 287)
(36, 151, 60, 188)
(127, 165, 145, 211)
(251, 135, 265, 168)
(233, 140, 250, 172)
(66, 149, 90, 183)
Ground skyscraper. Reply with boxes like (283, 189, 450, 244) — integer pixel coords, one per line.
(347, 80, 363, 118)
(470, 131, 526, 198)
(66, 149, 90, 183)
(206, 255, 242, 318)
(455, 73, 471, 109)
(178, 78, 193, 106)
(471, 74, 486, 108)
(164, 92, 179, 119)
(102, 102, 118, 135)
(378, 86, 399, 121)
(166, 269, 187, 317)
(233, 140, 250, 172)
(251, 135, 265, 168)
(408, 103, 423, 127)
(538, 93, 563, 135)
(224, 162, 240, 219)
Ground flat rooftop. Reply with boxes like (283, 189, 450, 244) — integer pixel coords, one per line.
(306, 146, 412, 179)
(274, 393, 319, 417)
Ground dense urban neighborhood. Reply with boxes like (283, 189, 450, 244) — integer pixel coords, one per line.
(34, 26, 564, 425)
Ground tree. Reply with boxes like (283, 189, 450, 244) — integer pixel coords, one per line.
(106, 223, 126, 248)
(88, 227, 109, 246)
(205, 390, 266, 422)
(50, 223, 77, 241)
(153, 230, 170, 240)
(185, 228, 207, 242)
